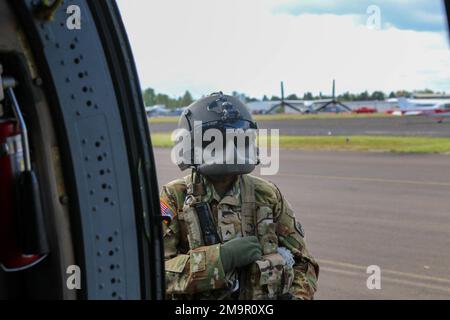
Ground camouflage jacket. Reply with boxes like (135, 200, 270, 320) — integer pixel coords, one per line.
(160, 173, 319, 300)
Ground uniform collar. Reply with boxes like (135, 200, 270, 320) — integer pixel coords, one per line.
(201, 175, 241, 206)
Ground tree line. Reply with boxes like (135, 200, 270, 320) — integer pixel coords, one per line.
(142, 88, 194, 109)
(143, 87, 441, 108)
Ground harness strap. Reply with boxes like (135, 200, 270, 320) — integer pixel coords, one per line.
(240, 175, 256, 236)
(186, 169, 205, 198)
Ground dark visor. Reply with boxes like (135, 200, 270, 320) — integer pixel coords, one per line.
(194, 119, 258, 132)
(191, 120, 257, 150)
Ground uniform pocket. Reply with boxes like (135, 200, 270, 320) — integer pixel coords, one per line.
(218, 208, 242, 241)
(165, 254, 189, 273)
(247, 253, 294, 299)
(256, 206, 278, 254)
(190, 250, 206, 273)
(181, 203, 204, 249)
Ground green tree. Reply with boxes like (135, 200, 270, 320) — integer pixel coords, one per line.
(395, 90, 411, 97)
(231, 91, 249, 102)
(357, 91, 370, 100)
(143, 88, 156, 106)
(180, 90, 194, 107)
(303, 92, 313, 100)
(339, 92, 355, 101)
(370, 91, 385, 101)
(286, 94, 299, 100)
(415, 89, 434, 94)
(155, 93, 170, 107)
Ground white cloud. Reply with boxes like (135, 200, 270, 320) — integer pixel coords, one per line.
(117, 0, 450, 98)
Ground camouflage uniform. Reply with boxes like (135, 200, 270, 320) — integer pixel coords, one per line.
(161, 173, 319, 300)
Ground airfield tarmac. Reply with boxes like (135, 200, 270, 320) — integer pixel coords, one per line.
(149, 116, 450, 137)
(154, 148, 450, 300)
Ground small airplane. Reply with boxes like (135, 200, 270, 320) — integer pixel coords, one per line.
(390, 97, 450, 122)
(145, 105, 186, 117)
(145, 104, 170, 117)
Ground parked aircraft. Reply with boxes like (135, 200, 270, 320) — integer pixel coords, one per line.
(392, 97, 450, 122)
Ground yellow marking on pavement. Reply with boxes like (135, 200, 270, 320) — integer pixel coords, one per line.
(278, 173, 450, 187)
(319, 259, 450, 285)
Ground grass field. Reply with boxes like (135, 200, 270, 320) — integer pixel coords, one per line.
(150, 132, 450, 154)
(148, 113, 390, 124)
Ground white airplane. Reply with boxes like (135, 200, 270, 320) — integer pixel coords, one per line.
(391, 97, 450, 122)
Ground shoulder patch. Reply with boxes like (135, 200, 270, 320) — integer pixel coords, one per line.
(160, 198, 176, 223)
(295, 220, 305, 238)
(161, 177, 188, 210)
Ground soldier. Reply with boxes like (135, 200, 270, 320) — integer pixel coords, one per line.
(160, 92, 319, 300)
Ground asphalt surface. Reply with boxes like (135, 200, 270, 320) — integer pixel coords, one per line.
(149, 117, 450, 137)
(154, 148, 450, 299)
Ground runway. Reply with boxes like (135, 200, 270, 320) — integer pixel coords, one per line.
(149, 117, 450, 137)
(154, 148, 450, 299)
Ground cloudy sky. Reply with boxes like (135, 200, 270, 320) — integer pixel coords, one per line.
(116, 0, 450, 99)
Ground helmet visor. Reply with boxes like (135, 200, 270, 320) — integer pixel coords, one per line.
(194, 119, 257, 132)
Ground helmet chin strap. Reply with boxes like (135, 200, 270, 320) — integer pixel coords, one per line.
(205, 174, 238, 183)
(192, 166, 237, 184)
(190, 167, 238, 199)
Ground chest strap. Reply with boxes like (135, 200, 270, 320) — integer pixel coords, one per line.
(240, 175, 256, 236)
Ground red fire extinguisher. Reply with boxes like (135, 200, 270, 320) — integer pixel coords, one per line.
(0, 86, 48, 271)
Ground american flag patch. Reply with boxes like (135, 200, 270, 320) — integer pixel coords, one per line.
(160, 198, 176, 222)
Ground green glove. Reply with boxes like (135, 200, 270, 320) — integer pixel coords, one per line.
(220, 236, 262, 273)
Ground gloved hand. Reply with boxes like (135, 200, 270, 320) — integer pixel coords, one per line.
(220, 236, 262, 273)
